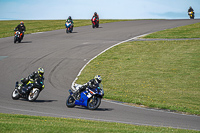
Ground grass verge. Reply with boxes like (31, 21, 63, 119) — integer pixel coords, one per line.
(0, 19, 133, 38)
(0, 113, 198, 133)
(76, 40, 200, 115)
(76, 22, 200, 115)
(143, 22, 200, 38)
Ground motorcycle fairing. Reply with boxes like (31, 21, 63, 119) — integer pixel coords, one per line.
(75, 91, 88, 106)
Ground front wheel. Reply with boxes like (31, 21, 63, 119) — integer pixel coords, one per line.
(11, 89, 20, 100)
(14, 37, 17, 43)
(87, 96, 101, 110)
(92, 23, 95, 28)
(66, 95, 75, 108)
(27, 88, 40, 102)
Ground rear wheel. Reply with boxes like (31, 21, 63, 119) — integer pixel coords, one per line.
(28, 88, 40, 102)
(87, 96, 101, 110)
(11, 89, 20, 100)
(66, 95, 75, 108)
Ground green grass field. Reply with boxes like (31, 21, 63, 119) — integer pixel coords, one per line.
(76, 23, 200, 115)
(144, 22, 200, 38)
(77, 40, 200, 115)
(0, 113, 198, 133)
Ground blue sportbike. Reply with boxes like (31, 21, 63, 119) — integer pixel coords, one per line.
(65, 21, 73, 33)
(66, 83, 104, 110)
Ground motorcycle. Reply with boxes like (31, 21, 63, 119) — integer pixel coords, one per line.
(188, 11, 194, 19)
(65, 21, 73, 33)
(66, 83, 104, 110)
(91, 16, 99, 28)
(14, 30, 23, 43)
(11, 79, 44, 102)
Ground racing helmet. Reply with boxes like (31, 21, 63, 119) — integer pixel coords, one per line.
(38, 67, 44, 77)
(68, 16, 72, 20)
(94, 12, 97, 15)
(94, 75, 102, 84)
(20, 21, 24, 24)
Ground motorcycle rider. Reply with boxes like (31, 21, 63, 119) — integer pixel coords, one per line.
(14, 21, 26, 40)
(188, 6, 195, 19)
(73, 75, 102, 99)
(188, 6, 194, 12)
(92, 12, 99, 20)
(66, 16, 74, 30)
(18, 67, 45, 93)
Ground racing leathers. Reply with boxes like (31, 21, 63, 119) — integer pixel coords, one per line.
(188, 7, 194, 12)
(20, 71, 44, 93)
(74, 79, 99, 99)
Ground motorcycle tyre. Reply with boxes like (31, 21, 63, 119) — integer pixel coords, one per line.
(11, 89, 20, 100)
(14, 37, 17, 43)
(66, 95, 75, 108)
(92, 23, 95, 28)
(66, 28, 69, 33)
(27, 88, 40, 102)
(87, 96, 101, 110)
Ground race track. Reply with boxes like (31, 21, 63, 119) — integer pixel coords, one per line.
(0, 19, 200, 130)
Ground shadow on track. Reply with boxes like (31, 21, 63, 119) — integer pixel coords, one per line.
(34, 100, 58, 103)
(73, 106, 113, 111)
(18, 99, 57, 103)
(20, 41, 32, 43)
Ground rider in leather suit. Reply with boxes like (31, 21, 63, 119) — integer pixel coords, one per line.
(66, 16, 74, 30)
(19, 67, 45, 92)
(15, 21, 26, 40)
(74, 75, 102, 99)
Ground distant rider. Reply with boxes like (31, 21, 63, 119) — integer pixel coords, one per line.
(15, 21, 26, 40)
(19, 67, 45, 92)
(92, 12, 99, 20)
(66, 16, 74, 30)
(188, 6, 194, 12)
(73, 75, 102, 99)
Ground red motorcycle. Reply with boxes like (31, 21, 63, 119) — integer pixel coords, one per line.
(14, 30, 23, 43)
(91, 17, 99, 28)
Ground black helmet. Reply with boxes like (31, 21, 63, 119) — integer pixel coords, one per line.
(68, 16, 71, 19)
(94, 12, 97, 15)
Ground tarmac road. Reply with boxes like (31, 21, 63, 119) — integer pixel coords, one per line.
(0, 19, 200, 130)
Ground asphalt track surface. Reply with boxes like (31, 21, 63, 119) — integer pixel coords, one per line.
(0, 19, 200, 131)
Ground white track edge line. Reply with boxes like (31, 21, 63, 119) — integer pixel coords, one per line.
(71, 33, 150, 89)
